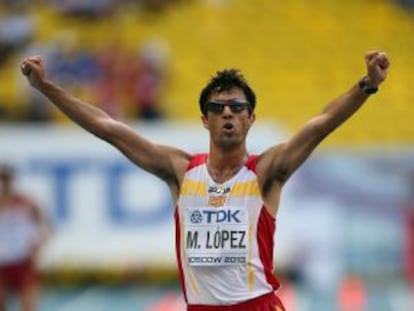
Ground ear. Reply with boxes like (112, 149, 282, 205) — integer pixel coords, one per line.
(249, 112, 256, 126)
(201, 114, 209, 129)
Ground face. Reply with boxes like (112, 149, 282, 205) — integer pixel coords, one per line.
(202, 87, 255, 150)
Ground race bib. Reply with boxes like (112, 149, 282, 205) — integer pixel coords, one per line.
(184, 206, 249, 266)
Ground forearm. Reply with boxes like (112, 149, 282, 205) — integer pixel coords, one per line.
(37, 80, 111, 137)
(318, 82, 370, 134)
(319, 49, 390, 133)
(265, 51, 389, 183)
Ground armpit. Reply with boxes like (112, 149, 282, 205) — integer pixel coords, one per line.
(262, 167, 288, 195)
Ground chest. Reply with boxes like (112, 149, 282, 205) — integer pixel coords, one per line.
(182, 165, 261, 205)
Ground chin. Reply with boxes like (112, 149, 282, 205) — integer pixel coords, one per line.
(217, 137, 241, 149)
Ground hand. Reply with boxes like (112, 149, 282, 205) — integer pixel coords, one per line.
(20, 55, 46, 89)
(365, 51, 390, 87)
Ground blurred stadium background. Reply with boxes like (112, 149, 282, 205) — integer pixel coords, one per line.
(1, 0, 414, 310)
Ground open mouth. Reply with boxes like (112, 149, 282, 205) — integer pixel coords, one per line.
(222, 123, 235, 133)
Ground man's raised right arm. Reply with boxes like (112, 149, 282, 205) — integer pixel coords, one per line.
(20, 56, 190, 189)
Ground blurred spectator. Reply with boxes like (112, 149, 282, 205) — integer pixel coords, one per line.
(18, 30, 99, 122)
(118, 0, 199, 16)
(18, 32, 170, 122)
(0, 1, 34, 68)
(395, 0, 414, 10)
(51, 0, 118, 18)
(93, 42, 127, 119)
(0, 164, 51, 311)
(125, 38, 170, 120)
(17, 33, 67, 122)
(139, 0, 171, 12)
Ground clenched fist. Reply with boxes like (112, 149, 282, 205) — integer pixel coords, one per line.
(20, 56, 46, 89)
(365, 51, 390, 87)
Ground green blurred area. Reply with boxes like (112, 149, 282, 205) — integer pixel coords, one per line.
(0, 0, 413, 145)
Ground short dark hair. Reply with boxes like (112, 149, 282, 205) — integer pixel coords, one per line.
(199, 69, 256, 115)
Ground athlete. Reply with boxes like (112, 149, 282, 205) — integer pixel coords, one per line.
(0, 164, 51, 311)
(20, 50, 390, 310)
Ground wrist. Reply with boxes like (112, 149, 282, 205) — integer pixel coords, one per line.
(36, 79, 54, 92)
(358, 76, 378, 95)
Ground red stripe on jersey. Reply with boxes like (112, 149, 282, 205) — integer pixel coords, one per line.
(245, 154, 279, 288)
(244, 155, 259, 172)
(257, 206, 280, 290)
(186, 154, 208, 172)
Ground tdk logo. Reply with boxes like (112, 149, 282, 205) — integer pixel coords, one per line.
(203, 210, 241, 223)
(190, 211, 203, 223)
(208, 186, 231, 194)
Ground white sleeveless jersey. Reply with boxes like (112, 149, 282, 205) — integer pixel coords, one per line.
(0, 196, 38, 264)
(175, 154, 280, 306)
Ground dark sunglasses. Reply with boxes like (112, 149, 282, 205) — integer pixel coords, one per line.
(205, 99, 250, 114)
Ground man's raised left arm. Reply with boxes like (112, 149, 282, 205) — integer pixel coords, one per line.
(258, 51, 390, 186)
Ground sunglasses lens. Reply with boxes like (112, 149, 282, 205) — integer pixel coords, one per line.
(229, 103, 245, 113)
(206, 100, 249, 114)
(207, 103, 225, 113)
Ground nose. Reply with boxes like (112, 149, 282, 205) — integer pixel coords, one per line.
(222, 105, 234, 118)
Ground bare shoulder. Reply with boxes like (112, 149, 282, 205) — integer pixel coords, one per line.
(159, 145, 192, 172)
(158, 144, 192, 187)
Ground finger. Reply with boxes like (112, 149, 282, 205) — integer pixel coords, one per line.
(24, 59, 39, 68)
(26, 55, 41, 61)
(377, 53, 390, 69)
(365, 51, 379, 62)
(368, 53, 382, 66)
(33, 56, 42, 65)
(371, 53, 390, 70)
(21, 63, 32, 75)
(21, 60, 38, 76)
(21, 56, 43, 67)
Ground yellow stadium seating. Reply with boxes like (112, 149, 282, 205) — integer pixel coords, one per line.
(1, 0, 413, 145)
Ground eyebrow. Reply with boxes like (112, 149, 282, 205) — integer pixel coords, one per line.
(209, 99, 248, 103)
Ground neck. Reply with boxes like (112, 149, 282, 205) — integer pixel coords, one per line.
(207, 143, 248, 183)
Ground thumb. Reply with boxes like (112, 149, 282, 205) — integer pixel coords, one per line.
(21, 62, 32, 76)
(365, 51, 379, 63)
(20, 56, 42, 76)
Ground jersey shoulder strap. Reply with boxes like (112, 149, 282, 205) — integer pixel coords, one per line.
(244, 154, 259, 172)
(185, 153, 208, 172)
